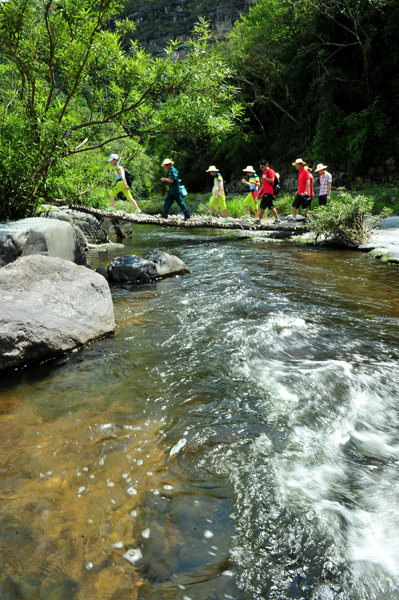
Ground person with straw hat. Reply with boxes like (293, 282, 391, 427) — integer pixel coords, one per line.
(160, 158, 190, 220)
(241, 166, 260, 218)
(206, 166, 228, 221)
(315, 163, 332, 206)
(108, 154, 141, 212)
(287, 158, 311, 222)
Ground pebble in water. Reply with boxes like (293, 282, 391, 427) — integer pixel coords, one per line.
(123, 548, 143, 565)
(141, 528, 151, 539)
(169, 438, 187, 457)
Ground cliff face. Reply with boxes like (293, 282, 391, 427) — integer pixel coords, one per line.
(120, 0, 251, 55)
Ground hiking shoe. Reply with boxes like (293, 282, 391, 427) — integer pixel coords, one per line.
(287, 217, 296, 222)
(253, 219, 261, 224)
(184, 214, 191, 221)
(205, 215, 213, 220)
(160, 213, 168, 219)
(222, 218, 230, 222)
(109, 207, 116, 211)
(274, 218, 281, 224)
(135, 209, 142, 214)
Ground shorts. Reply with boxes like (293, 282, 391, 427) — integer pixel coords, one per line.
(292, 194, 311, 210)
(110, 180, 133, 202)
(243, 192, 258, 211)
(209, 193, 227, 211)
(260, 193, 275, 210)
(319, 194, 328, 206)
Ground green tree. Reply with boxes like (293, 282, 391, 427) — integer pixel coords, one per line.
(0, 0, 242, 220)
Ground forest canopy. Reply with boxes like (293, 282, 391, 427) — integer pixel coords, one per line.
(0, 0, 241, 219)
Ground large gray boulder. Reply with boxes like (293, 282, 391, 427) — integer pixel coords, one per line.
(359, 216, 399, 263)
(0, 255, 115, 373)
(0, 217, 88, 267)
(101, 216, 133, 239)
(39, 207, 109, 244)
(108, 250, 189, 283)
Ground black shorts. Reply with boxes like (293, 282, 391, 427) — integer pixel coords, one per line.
(260, 193, 275, 210)
(292, 194, 311, 209)
(319, 195, 328, 206)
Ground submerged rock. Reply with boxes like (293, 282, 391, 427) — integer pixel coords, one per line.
(0, 217, 88, 268)
(145, 249, 190, 277)
(0, 255, 115, 372)
(108, 250, 190, 284)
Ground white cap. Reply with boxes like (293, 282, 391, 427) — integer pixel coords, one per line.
(108, 153, 119, 161)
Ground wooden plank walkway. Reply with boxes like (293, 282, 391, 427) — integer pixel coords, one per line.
(69, 204, 308, 234)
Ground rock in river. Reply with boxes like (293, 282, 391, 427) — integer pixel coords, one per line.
(0, 217, 88, 267)
(0, 255, 115, 373)
(108, 250, 190, 283)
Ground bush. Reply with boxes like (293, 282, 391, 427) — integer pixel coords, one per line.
(309, 190, 390, 247)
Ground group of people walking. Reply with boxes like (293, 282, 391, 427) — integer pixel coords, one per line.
(107, 154, 332, 222)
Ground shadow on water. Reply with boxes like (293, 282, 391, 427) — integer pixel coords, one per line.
(1, 225, 399, 599)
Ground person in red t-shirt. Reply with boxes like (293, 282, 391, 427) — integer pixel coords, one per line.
(305, 166, 314, 200)
(255, 159, 281, 224)
(288, 158, 310, 222)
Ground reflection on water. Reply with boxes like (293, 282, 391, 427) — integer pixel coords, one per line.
(1, 226, 399, 599)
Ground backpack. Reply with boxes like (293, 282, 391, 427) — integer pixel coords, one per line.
(124, 168, 133, 187)
(267, 169, 280, 195)
(273, 172, 281, 195)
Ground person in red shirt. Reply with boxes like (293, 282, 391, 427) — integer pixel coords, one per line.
(255, 159, 281, 224)
(288, 158, 310, 222)
(305, 166, 314, 201)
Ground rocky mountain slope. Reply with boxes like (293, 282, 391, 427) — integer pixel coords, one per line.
(119, 0, 251, 55)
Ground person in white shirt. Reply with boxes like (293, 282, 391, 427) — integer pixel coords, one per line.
(316, 163, 332, 206)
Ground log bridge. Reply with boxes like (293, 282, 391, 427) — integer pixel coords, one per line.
(69, 205, 308, 237)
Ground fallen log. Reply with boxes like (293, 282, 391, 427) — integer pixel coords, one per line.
(68, 204, 308, 233)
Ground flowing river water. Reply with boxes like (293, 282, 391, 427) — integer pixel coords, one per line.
(1, 225, 399, 600)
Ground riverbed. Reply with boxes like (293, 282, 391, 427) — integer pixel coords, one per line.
(1, 225, 399, 600)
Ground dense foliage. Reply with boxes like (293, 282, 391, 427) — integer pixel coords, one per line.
(215, 0, 399, 178)
(0, 0, 241, 220)
(145, 0, 399, 188)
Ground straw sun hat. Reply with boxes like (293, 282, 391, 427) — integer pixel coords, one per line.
(161, 158, 174, 165)
(315, 163, 328, 171)
(292, 158, 306, 166)
(205, 165, 219, 172)
(242, 165, 255, 172)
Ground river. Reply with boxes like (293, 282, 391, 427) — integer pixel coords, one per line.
(1, 225, 399, 600)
